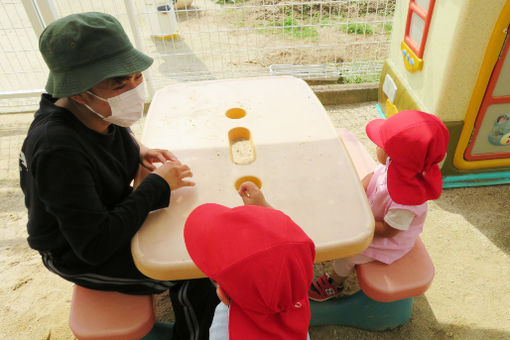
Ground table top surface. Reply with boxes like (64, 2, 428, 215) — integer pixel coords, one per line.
(131, 76, 374, 280)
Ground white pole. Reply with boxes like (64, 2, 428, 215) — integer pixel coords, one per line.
(124, 0, 156, 99)
(20, 0, 45, 37)
(0, 89, 44, 99)
(34, 0, 58, 26)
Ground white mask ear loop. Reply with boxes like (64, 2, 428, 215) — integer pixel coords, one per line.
(83, 91, 109, 119)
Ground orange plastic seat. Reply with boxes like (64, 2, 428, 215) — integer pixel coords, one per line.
(69, 285, 155, 340)
(356, 237, 435, 302)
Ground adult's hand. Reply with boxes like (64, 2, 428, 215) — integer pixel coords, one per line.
(140, 145, 178, 171)
(153, 160, 195, 190)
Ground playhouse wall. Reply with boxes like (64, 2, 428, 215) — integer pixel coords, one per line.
(385, 0, 507, 122)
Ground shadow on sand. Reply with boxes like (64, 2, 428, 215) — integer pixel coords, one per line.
(434, 184, 510, 255)
(152, 37, 215, 82)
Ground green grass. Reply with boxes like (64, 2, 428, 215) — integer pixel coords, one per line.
(311, 12, 330, 25)
(280, 16, 318, 39)
(340, 23, 374, 35)
(383, 22, 393, 33)
(215, 0, 249, 4)
(340, 73, 380, 84)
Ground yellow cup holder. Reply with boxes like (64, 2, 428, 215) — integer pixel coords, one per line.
(234, 176, 262, 191)
(225, 108, 247, 119)
(228, 127, 256, 165)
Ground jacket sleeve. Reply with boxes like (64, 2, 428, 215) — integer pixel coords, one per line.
(33, 147, 170, 266)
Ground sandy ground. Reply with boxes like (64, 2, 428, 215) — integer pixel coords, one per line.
(1, 101, 510, 339)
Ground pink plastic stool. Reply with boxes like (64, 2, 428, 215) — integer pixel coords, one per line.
(310, 237, 434, 330)
(356, 237, 435, 302)
(69, 285, 155, 340)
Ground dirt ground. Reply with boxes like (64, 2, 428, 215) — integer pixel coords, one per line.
(148, 0, 392, 87)
(1, 101, 510, 339)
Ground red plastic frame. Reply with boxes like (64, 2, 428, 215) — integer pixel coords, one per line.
(404, 0, 436, 58)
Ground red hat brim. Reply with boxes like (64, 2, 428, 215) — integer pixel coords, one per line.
(387, 161, 443, 205)
(229, 298, 310, 340)
(365, 118, 386, 148)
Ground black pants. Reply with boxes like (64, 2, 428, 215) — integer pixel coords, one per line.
(170, 279, 220, 340)
(41, 248, 219, 340)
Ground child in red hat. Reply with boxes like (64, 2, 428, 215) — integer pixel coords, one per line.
(310, 110, 449, 301)
(185, 182, 316, 339)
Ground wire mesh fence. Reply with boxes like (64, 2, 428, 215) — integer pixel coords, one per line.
(0, 0, 47, 113)
(0, 0, 394, 113)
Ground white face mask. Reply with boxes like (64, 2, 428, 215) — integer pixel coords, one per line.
(84, 81, 146, 127)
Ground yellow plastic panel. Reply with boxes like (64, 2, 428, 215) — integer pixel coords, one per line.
(385, 99, 399, 117)
(401, 41, 424, 72)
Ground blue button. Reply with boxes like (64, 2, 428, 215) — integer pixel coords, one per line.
(410, 58, 414, 65)
(402, 49, 407, 56)
(407, 54, 410, 61)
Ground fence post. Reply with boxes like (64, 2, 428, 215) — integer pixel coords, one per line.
(34, 0, 59, 26)
(20, 0, 45, 37)
(124, 0, 156, 99)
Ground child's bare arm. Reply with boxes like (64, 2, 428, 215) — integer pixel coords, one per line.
(238, 181, 272, 208)
(374, 220, 400, 238)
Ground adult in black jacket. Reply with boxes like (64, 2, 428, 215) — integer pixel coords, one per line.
(19, 12, 218, 340)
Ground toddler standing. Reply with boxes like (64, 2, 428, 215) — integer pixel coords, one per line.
(310, 110, 449, 301)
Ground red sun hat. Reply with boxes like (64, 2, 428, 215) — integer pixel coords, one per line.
(184, 203, 315, 340)
(365, 110, 449, 205)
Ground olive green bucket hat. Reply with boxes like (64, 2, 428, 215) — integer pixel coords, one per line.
(39, 12, 153, 98)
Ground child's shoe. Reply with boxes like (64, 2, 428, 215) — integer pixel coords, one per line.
(309, 273, 344, 302)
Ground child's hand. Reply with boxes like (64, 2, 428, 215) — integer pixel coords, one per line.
(152, 160, 195, 190)
(238, 181, 271, 208)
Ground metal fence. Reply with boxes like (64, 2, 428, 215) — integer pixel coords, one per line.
(0, 0, 394, 113)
